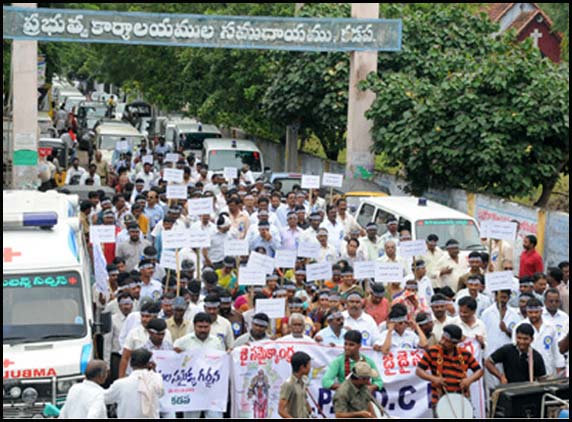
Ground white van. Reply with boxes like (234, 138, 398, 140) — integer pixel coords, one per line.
(3, 190, 106, 417)
(202, 138, 264, 180)
(165, 121, 221, 158)
(95, 122, 146, 167)
(355, 196, 485, 253)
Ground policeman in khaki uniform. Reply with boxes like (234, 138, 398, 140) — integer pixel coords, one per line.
(333, 361, 386, 419)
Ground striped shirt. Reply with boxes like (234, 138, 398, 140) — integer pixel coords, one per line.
(417, 345, 481, 405)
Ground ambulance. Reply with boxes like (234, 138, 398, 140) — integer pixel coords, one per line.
(3, 190, 105, 418)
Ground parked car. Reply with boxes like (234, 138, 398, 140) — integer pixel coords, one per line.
(202, 138, 264, 180)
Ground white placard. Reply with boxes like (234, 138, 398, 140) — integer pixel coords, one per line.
(166, 184, 188, 200)
(274, 249, 297, 268)
(142, 154, 154, 165)
(163, 168, 184, 184)
(189, 231, 211, 248)
(297, 241, 321, 259)
(187, 197, 214, 216)
(165, 153, 180, 163)
(160, 249, 179, 270)
(306, 262, 333, 282)
(162, 229, 191, 250)
(322, 172, 343, 188)
(224, 167, 238, 181)
(399, 240, 427, 258)
(89, 225, 116, 244)
(485, 271, 516, 291)
(374, 262, 404, 283)
(255, 298, 286, 319)
(247, 252, 275, 274)
(224, 239, 249, 257)
(354, 261, 376, 279)
(480, 220, 517, 241)
(301, 175, 320, 190)
(238, 267, 266, 286)
(116, 140, 129, 152)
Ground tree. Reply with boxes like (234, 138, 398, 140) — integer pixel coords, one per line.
(362, 6, 569, 206)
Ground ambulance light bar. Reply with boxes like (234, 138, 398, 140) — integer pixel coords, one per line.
(3, 212, 58, 229)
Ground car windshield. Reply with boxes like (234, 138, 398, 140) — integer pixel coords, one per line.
(3, 271, 86, 344)
(273, 178, 302, 193)
(181, 132, 222, 150)
(208, 150, 262, 172)
(415, 219, 484, 250)
(99, 135, 138, 151)
(81, 106, 107, 119)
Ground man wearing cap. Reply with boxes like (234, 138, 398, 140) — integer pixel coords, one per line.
(341, 292, 379, 347)
(166, 297, 191, 342)
(423, 234, 445, 288)
(280, 209, 304, 250)
(379, 216, 400, 249)
(374, 304, 427, 353)
(364, 283, 390, 326)
(317, 227, 338, 263)
(454, 274, 492, 318)
(320, 205, 345, 253)
(512, 297, 565, 376)
(358, 223, 384, 261)
(315, 309, 347, 346)
(436, 239, 468, 292)
(416, 324, 483, 415)
(430, 293, 455, 341)
(138, 259, 163, 301)
(116, 224, 151, 272)
(333, 360, 386, 418)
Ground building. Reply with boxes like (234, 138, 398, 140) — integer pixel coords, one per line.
(486, 3, 562, 63)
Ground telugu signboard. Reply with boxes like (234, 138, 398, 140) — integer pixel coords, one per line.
(3, 6, 402, 52)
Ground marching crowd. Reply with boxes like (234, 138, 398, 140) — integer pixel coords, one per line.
(56, 138, 569, 419)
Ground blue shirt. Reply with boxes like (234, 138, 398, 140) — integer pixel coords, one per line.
(317, 326, 347, 347)
(144, 204, 164, 231)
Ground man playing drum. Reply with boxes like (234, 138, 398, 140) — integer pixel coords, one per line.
(415, 324, 484, 417)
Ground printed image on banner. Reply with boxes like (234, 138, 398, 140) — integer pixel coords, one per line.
(154, 349, 230, 413)
(231, 342, 436, 419)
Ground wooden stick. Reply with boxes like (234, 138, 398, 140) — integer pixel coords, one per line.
(196, 249, 201, 280)
(175, 248, 181, 296)
(528, 347, 534, 382)
(329, 187, 334, 206)
(165, 268, 171, 294)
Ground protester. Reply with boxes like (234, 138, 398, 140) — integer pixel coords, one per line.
(59, 360, 108, 419)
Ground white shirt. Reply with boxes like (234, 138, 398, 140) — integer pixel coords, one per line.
(104, 369, 164, 419)
(423, 247, 445, 287)
(186, 316, 234, 350)
(59, 380, 107, 419)
(432, 315, 454, 341)
(342, 310, 380, 347)
(542, 309, 569, 341)
(80, 172, 101, 186)
(376, 254, 413, 279)
(358, 236, 384, 261)
(174, 333, 225, 351)
(302, 226, 321, 245)
(513, 318, 565, 376)
(417, 275, 434, 305)
(279, 334, 316, 343)
(454, 289, 493, 318)
(139, 279, 163, 301)
(436, 254, 468, 292)
(208, 230, 234, 263)
(480, 305, 522, 358)
(451, 316, 487, 346)
(375, 328, 419, 351)
(318, 243, 339, 263)
(135, 170, 156, 191)
(320, 219, 345, 252)
(337, 213, 360, 236)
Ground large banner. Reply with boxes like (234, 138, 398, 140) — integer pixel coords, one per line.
(231, 341, 434, 418)
(154, 349, 230, 413)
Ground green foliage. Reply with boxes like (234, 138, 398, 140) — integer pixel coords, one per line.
(363, 6, 569, 201)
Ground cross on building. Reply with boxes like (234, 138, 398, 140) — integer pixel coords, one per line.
(530, 28, 543, 48)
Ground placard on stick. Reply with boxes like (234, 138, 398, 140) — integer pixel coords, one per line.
(322, 172, 343, 188)
(374, 262, 404, 284)
(485, 271, 515, 291)
(255, 298, 286, 319)
(301, 175, 320, 190)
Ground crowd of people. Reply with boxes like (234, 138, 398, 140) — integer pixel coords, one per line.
(52, 136, 569, 419)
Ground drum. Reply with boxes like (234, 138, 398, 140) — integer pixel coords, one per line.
(436, 392, 474, 419)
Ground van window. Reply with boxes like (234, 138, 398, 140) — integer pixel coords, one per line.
(357, 204, 375, 228)
(415, 219, 483, 250)
(181, 132, 222, 151)
(374, 209, 394, 236)
(207, 150, 262, 172)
